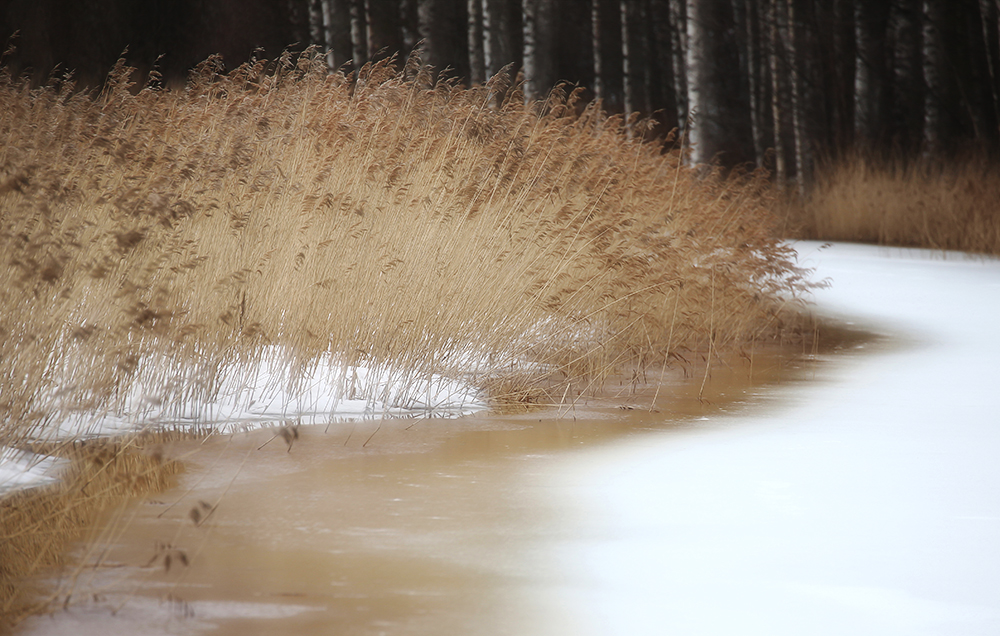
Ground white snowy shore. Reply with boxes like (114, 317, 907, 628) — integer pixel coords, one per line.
(545, 241, 1000, 636)
(0, 355, 486, 495)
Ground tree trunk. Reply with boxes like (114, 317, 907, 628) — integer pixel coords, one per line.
(417, 0, 467, 78)
(787, 0, 811, 195)
(400, 0, 419, 53)
(769, 0, 787, 185)
(320, 0, 337, 70)
(288, 0, 308, 47)
(829, 0, 855, 148)
(350, 0, 368, 70)
(621, 0, 633, 117)
(853, 0, 889, 148)
(522, 0, 555, 102)
(592, 0, 605, 102)
(482, 0, 517, 78)
(978, 0, 1000, 130)
(308, 0, 331, 66)
(668, 0, 688, 132)
(620, 0, 651, 120)
(922, 0, 946, 155)
(366, 0, 403, 63)
(745, 0, 768, 165)
(468, 0, 485, 84)
(686, 0, 740, 165)
(889, 0, 923, 153)
(650, 0, 678, 132)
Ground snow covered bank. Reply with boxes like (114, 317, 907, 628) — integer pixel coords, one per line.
(48, 352, 487, 439)
(0, 352, 486, 495)
(0, 447, 68, 496)
(545, 241, 1000, 636)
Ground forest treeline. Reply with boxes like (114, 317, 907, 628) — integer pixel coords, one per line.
(3, 0, 1000, 188)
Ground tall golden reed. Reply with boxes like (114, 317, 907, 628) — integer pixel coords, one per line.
(790, 152, 1000, 254)
(1, 49, 808, 445)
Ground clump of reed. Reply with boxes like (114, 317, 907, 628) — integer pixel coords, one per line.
(0, 48, 808, 445)
(788, 152, 1000, 254)
(0, 437, 181, 624)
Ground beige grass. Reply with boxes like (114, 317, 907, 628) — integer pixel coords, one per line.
(788, 153, 1000, 254)
(1, 49, 808, 445)
(0, 437, 181, 626)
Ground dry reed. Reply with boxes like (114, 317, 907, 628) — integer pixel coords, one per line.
(0, 49, 813, 625)
(1, 48, 807, 441)
(0, 437, 181, 626)
(788, 152, 1000, 254)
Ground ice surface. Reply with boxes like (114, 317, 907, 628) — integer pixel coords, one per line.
(543, 241, 1000, 636)
(4, 240, 1000, 636)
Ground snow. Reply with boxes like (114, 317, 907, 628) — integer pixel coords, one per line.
(543, 241, 1000, 636)
(1, 351, 486, 495)
(4, 240, 1000, 635)
(49, 351, 486, 439)
(0, 446, 68, 496)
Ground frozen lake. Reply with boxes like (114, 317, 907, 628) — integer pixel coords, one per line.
(543, 241, 1000, 635)
(16, 241, 1000, 635)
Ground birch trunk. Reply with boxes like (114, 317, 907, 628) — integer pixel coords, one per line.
(922, 0, 945, 155)
(350, 0, 368, 70)
(685, 0, 725, 165)
(522, 0, 555, 103)
(482, 0, 516, 77)
(887, 0, 922, 152)
(787, 0, 813, 194)
(769, 0, 787, 185)
(668, 0, 688, 132)
(745, 0, 767, 164)
(592, 0, 604, 102)
(468, 0, 485, 84)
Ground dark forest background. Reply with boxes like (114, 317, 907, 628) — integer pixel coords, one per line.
(3, 0, 1000, 191)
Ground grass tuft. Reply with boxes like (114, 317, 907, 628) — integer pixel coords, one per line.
(0, 437, 181, 625)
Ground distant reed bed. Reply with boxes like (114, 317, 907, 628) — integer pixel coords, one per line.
(1, 49, 808, 446)
(789, 153, 1000, 254)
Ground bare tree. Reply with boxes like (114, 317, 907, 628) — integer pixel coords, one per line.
(522, 0, 555, 102)
(889, 0, 923, 153)
(769, 0, 787, 184)
(978, 0, 1000, 131)
(592, 0, 605, 102)
(685, 0, 724, 164)
(350, 0, 368, 69)
(921, 0, 946, 155)
(853, 0, 889, 148)
(668, 0, 688, 131)
(482, 0, 518, 78)
(468, 0, 485, 83)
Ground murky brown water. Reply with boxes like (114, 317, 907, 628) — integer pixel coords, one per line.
(19, 331, 872, 636)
